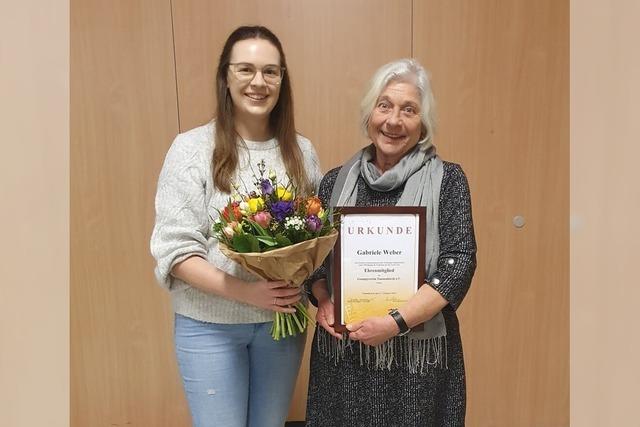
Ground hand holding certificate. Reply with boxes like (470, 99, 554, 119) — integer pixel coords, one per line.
(332, 207, 426, 332)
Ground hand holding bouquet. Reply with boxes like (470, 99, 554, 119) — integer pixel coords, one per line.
(212, 160, 338, 340)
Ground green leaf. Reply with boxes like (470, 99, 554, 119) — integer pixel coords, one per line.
(247, 234, 260, 252)
(248, 220, 271, 237)
(232, 234, 252, 253)
(256, 236, 278, 246)
(275, 233, 292, 246)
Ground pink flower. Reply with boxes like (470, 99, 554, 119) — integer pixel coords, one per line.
(253, 211, 272, 228)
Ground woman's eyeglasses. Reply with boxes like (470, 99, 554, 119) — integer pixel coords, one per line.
(228, 63, 285, 85)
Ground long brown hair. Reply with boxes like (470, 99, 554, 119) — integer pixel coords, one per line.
(213, 26, 310, 194)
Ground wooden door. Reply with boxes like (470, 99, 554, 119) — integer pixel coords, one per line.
(413, 1, 569, 425)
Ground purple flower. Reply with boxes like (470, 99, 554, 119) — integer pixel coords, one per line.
(260, 179, 274, 196)
(271, 201, 294, 222)
(306, 215, 322, 233)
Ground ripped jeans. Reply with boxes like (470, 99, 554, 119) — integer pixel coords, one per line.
(174, 314, 305, 427)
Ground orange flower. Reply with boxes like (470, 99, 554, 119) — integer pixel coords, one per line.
(306, 196, 322, 216)
(222, 203, 242, 221)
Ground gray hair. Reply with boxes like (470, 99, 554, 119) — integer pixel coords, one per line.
(360, 59, 436, 143)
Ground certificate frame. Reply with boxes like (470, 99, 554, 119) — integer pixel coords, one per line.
(332, 206, 426, 333)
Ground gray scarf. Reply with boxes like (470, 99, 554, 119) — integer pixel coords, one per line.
(319, 139, 447, 372)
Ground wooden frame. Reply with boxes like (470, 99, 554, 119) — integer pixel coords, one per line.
(332, 206, 426, 333)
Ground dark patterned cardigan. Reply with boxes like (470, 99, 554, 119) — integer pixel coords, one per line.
(304, 161, 477, 427)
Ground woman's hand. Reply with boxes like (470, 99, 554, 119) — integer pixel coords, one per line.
(312, 280, 342, 339)
(346, 315, 399, 346)
(237, 280, 301, 313)
(171, 257, 300, 312)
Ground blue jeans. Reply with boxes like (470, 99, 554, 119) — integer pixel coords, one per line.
(174, 314, 305, 427)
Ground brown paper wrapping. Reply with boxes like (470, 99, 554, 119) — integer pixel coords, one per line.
(218, 229, 338, 287)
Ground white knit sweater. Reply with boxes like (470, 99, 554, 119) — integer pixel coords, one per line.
(150, 121, 323, 323)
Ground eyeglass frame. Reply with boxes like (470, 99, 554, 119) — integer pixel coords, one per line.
(227, 62, 286, 85)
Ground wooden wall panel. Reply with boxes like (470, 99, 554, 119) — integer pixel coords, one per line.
(171, 0, 412, 420)
(413, 1, 570, 426)
(70, 0, 188, 425)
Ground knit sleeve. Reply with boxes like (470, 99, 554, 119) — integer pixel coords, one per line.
(428, 163, 477, 310)
(150, 134, 210, 291)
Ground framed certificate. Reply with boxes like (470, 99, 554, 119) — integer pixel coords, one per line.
(332, 206, 426, 332)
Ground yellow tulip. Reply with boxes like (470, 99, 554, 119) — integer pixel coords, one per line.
(276, 186, 293, 201)
(247, 197, 264, 213)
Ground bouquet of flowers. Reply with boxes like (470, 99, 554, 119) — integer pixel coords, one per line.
(211, 160, 338, 340)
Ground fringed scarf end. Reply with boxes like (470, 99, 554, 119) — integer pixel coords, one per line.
(316, 327, 448, 373)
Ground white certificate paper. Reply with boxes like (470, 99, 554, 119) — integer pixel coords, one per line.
(338, 212, 422, 325)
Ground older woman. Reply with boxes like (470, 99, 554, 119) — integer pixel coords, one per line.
(305, 59, 476, 426)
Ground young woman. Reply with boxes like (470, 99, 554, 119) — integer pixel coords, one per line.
(151, 26, 322, 427)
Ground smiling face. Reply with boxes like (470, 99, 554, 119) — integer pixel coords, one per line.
(227, 38, 282, 124)
(367, 81, 423, 172)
